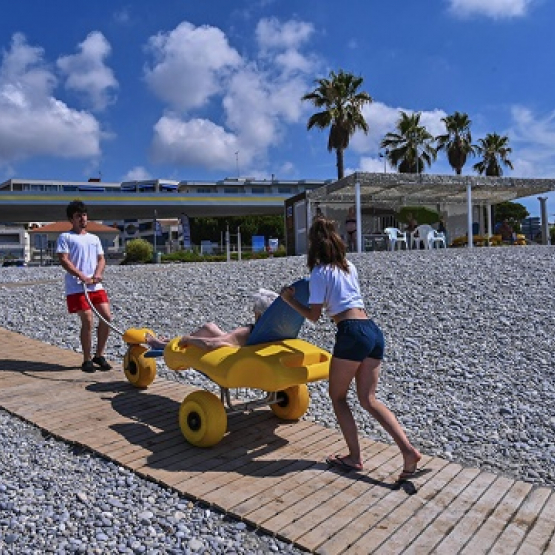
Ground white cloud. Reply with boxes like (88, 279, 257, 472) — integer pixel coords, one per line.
(150, 115, 241, 169)
(146, 18, 318, 173)
(255, 18, 314, 52)
(447, 0, 533, 19)
(0, 33, 101, 167)
(222, 64, 308, 149)
(57, 32, 118, 112)
(508, 105, 555, 177)
(144, 21, 242, 111)
(357, 156, 392, 174)
(123, 166, 152, 181)
(113, 8, 131, 24)
(349, 101, 447, 155)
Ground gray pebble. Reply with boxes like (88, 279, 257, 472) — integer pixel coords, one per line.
(1, 249, 555, 553)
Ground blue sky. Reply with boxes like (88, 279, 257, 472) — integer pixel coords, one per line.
(1, 0, 554, 217)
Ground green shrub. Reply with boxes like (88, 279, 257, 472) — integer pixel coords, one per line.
(159, 247, 288, 264)
(163, 250, 205, 263)
(397, 206, 440, 225)
(124, 239, 153, 264)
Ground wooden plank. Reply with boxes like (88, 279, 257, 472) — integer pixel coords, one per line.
(375, 467, 482, 555)
(316, 457, 451, 555)
(285, 449, 428, 550)
(399, 470, 497, 555)
(101, 427, 184, 462)
(171, 419, 322, 496)
(294, 451, 420, 551)
(229, 433, 350, 520)
(515, 490, 555, 555)
(489, 486, 552, 555)
(459, 479, 533, 555)
(197, 428, 347, 510)
(345, 462, 464, 554)
(247, 442, 400, 533)
(434, 475, 515, 554)
(102, 406, 262, 465)
(143, 414, 317, 491)
(120, 409, 279, 472)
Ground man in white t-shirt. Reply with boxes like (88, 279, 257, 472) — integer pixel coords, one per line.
(56, 200, 112, 373)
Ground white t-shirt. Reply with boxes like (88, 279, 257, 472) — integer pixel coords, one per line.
(308, 260, 365, 317)
(56, 231, 104, 296)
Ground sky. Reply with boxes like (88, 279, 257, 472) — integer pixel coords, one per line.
(1, 0, 555, 218)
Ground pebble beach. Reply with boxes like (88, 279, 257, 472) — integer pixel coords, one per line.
(1, 246, 555, 553)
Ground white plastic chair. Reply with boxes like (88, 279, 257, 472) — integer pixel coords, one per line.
(384, 227, 408, 251)
(411, 224, 434, 249)
(427, 229, 447, 249)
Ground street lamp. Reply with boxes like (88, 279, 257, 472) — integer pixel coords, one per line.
(378, 149, 389, 174)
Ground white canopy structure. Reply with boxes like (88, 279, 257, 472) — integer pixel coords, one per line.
(306, 172, 555, 250)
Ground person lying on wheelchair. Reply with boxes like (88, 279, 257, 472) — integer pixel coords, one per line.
(146, 288, 278, 351)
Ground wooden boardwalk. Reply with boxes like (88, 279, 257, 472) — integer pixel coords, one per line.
(1, 326, 555, 554)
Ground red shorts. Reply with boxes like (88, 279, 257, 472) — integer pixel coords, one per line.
(66, 289, 109, 313)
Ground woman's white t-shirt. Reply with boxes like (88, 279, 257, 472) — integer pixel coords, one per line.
(308, 260, 365, 316)
(56, 231, 104, 295)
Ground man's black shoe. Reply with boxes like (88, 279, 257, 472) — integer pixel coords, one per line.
(92, 355, 112, 371)
(81, 360, 96, 373)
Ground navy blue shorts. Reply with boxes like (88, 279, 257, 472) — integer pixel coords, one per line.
(333, 319, 385, 362)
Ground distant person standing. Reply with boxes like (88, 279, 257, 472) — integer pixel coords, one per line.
(437, 216, 448, 246)
(56, 200, 112, 373)
(405, 213, 418, 249)
(345, 205, 357, 252)
(498, 219, 515, 244)
(405, 213, 418, 233)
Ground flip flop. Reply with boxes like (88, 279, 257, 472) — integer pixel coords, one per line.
(325, 454, 363, 472)
(396, 466, 429, 482)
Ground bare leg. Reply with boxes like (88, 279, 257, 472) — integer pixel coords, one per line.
(77, 310, 94, 361)
(190, 322, 226, 338)
(355, 357, 421, 472)
(328, 356, 364, 468)
(94, 302, 111, 357)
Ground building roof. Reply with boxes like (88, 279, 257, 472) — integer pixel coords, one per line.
(29, 221, 119, 234)
(307, 172, 555, 208)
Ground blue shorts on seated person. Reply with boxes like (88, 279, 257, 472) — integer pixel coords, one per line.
(333, 319, 384, 362)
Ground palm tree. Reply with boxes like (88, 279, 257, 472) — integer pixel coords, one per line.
(380, 111, 437, 173)
(436, 111, 475, 174)
(302, 69, 372, 180)
(473, 133, 514, 176)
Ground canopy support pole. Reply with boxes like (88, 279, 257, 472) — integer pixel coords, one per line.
(539, 196, 550, 245)
(466, 182, 473, 249)
(355, 181, 362, 254)
(487, 203, 493, 246)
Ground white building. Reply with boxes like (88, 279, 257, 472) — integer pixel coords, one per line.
(0, 225, 30, 263)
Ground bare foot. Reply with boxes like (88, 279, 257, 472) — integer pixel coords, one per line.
(398, 449, 423, 481)
(177, 335, 191, 348)
(145, 333, 167, 350)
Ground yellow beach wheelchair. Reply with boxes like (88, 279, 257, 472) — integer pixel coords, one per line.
(122, 279, 331, 447)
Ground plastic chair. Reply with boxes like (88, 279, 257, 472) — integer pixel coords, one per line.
(411, 224, 434, 249)
(427, 229, 447, 249)
(384, 228, 408, 251)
